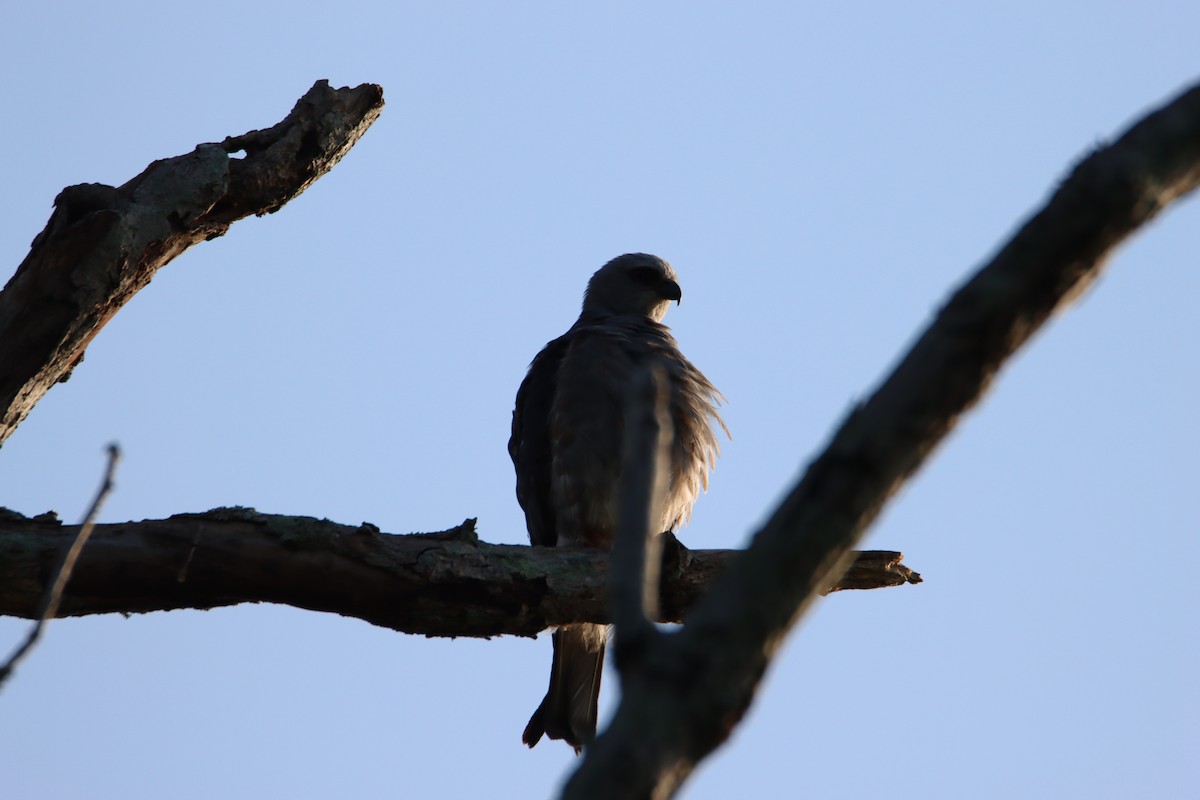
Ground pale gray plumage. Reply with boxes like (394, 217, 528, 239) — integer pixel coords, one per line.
(509, 253, 727, 753)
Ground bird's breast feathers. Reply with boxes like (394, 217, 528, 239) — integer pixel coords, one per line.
(541, 322, 724, 548)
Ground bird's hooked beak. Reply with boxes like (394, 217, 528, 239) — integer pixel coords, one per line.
(662, 279, 682, 305)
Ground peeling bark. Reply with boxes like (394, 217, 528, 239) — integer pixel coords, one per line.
(0, 80, 384, 445)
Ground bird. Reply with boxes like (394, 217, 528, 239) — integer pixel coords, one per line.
(509, 253, 727, 753)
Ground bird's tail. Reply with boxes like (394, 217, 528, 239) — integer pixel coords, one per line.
(522, 623, 606, 754)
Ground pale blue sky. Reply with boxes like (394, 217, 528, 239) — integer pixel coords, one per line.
(2, 3, 1197, 798)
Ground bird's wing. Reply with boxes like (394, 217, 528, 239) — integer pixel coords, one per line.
(510, 333, 573, 548)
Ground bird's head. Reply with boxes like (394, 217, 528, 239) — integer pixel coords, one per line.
(581, 253, 682, 322)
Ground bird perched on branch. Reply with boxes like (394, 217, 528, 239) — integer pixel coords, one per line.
(509, 253, 727, 753)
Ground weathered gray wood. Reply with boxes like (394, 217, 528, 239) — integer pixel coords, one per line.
(0, 80, 384, 446)
(0, 508, 919, 637)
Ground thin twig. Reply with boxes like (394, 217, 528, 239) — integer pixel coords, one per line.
(0, 443, 120, 689)
(610, 367, 671, 653)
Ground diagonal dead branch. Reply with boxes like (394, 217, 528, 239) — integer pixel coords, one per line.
(0, 80, 384, 446)
(563, 79, 1200, 800)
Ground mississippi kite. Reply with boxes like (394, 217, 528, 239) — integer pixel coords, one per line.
(509, 253, 727, 753)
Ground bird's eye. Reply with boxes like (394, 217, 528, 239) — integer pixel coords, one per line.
(628, 266, 661, 286)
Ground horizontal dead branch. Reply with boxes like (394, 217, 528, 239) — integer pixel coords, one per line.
(0, 508, 919, 637)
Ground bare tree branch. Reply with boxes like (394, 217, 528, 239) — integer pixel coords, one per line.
(0, 80, 384, 446)
(0, 508, 919, 637)
(563, 80, 1200, 800)
(611, 366, 672, 649)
